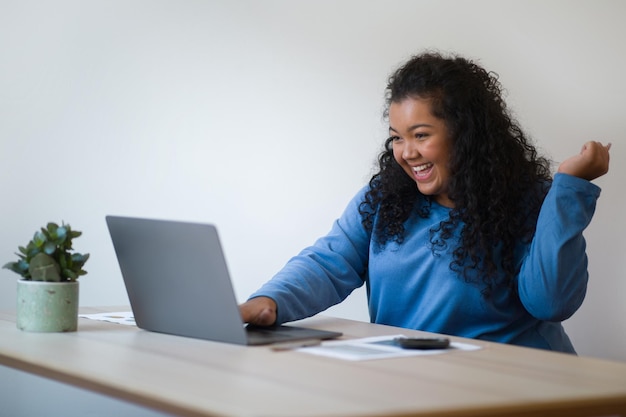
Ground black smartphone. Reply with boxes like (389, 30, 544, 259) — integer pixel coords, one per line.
(393, 337, 450, 350)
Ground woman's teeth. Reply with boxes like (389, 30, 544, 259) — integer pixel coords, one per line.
(413, 163, 433, 173)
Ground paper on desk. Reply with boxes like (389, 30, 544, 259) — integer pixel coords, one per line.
(298, 335, 481, 361)
(79, 311, 136, 326)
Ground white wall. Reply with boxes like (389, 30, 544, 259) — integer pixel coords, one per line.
(1, 0, 625, 375)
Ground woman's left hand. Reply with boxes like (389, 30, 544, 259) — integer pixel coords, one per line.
(558, 141, 611, 181)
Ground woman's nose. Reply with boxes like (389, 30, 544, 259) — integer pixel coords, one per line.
(402, 140, 420, 160)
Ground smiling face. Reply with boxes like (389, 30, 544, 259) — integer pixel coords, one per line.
(389, 97, 454, 208)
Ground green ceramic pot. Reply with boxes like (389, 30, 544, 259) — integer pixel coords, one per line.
(16, 280, 79, 332)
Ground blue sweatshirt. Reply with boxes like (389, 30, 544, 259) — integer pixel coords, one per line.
(250, 174, 601, 353)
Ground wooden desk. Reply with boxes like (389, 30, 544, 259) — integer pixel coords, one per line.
(1, 307, 626, 417)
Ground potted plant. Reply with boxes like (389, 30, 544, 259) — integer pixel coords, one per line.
(3, 222, 89, 332)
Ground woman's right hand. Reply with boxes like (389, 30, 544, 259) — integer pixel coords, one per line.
(239, 296, 277, 326)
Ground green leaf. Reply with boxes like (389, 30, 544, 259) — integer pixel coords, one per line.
(56, 226, 67, 242)
(4, 258, 31, 278)
(43, 241, 56, 255)
(3, 262, 18, 271)
(26, 247, 41, 258)
(72, 253, 89, 263)
(58, 253, 68, 268)
(33, 231, 46, 247)
(63, 269, 77, 280)
(40, 226, 51, 240)
(17, 259, 29, 271)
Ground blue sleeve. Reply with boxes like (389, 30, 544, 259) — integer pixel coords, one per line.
(517, 173, 601, 321)
(248, 187, 371, 324)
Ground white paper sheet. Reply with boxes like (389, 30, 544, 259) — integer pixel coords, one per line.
(298, 334, 481, 361)
(79, 311, 136, 326)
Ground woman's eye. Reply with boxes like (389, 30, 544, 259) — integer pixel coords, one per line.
(415, 133, 427, 140)
(389, 135, 401, 142)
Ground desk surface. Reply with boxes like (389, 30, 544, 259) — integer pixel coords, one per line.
(1, 307, 626, 417)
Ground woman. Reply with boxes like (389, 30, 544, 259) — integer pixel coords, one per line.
(239, 52, 611, 353)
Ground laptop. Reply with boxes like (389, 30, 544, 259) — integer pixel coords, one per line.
(105, 215, 342, 345)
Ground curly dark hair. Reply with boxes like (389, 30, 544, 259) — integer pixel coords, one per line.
(359, 52, 552, 295)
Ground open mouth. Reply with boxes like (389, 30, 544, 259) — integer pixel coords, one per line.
(412, 163, 433, 179)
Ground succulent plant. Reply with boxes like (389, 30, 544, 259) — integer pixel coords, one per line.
(3, 222, 89, 282)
